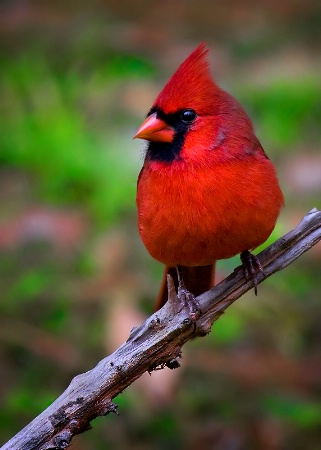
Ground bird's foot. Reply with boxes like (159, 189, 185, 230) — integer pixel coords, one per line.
(240, 250, 265, 296)
(177, 284, 200, 321)
(176, 265, 201, 321)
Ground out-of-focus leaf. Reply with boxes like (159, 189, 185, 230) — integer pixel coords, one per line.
(263, 394, 321, 429)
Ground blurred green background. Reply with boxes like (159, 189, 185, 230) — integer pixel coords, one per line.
(1, 1, 321, 449)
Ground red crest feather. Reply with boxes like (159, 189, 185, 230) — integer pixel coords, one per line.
(154, 43, 219, 114)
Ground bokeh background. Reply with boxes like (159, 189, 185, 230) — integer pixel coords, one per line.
(1, 1, 321, 449)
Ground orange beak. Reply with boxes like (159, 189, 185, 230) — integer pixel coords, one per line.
(133, 112, 174, 143)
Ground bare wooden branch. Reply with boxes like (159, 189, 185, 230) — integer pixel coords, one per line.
(2, 209, 321, 450)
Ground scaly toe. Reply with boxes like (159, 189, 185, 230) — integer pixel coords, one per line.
(178, 286, 200, 321)
(240, 250, 265, 296)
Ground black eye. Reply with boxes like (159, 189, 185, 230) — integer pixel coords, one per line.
(181, 109, 196, 124)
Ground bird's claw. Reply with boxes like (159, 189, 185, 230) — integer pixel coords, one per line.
(240, 250, 265, 295)
(177, 285, 200, 321)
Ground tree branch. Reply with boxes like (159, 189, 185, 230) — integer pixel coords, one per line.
(2, 209, 321, 450)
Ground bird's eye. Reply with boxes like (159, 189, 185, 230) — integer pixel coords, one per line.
(181, 109, 196, 124)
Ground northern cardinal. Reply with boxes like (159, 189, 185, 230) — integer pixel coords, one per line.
(134, 44, 283, 314)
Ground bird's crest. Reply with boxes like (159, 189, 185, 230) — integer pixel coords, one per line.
(154, 43, 219, 114)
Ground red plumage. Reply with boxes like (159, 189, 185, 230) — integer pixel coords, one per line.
(134, 44, 284, 310)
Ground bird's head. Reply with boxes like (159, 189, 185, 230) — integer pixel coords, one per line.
(133, 43, 233, 164)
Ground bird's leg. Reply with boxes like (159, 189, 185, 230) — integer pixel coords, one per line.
(240, 250, 265, 295)
(176, 265, 200, 321)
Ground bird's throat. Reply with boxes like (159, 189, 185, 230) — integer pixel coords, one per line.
(146, 135, 185, 163)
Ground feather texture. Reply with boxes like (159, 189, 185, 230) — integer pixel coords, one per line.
(135, 43, 284, 308)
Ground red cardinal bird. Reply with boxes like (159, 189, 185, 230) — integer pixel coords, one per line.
(134, 44, 283, 314)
